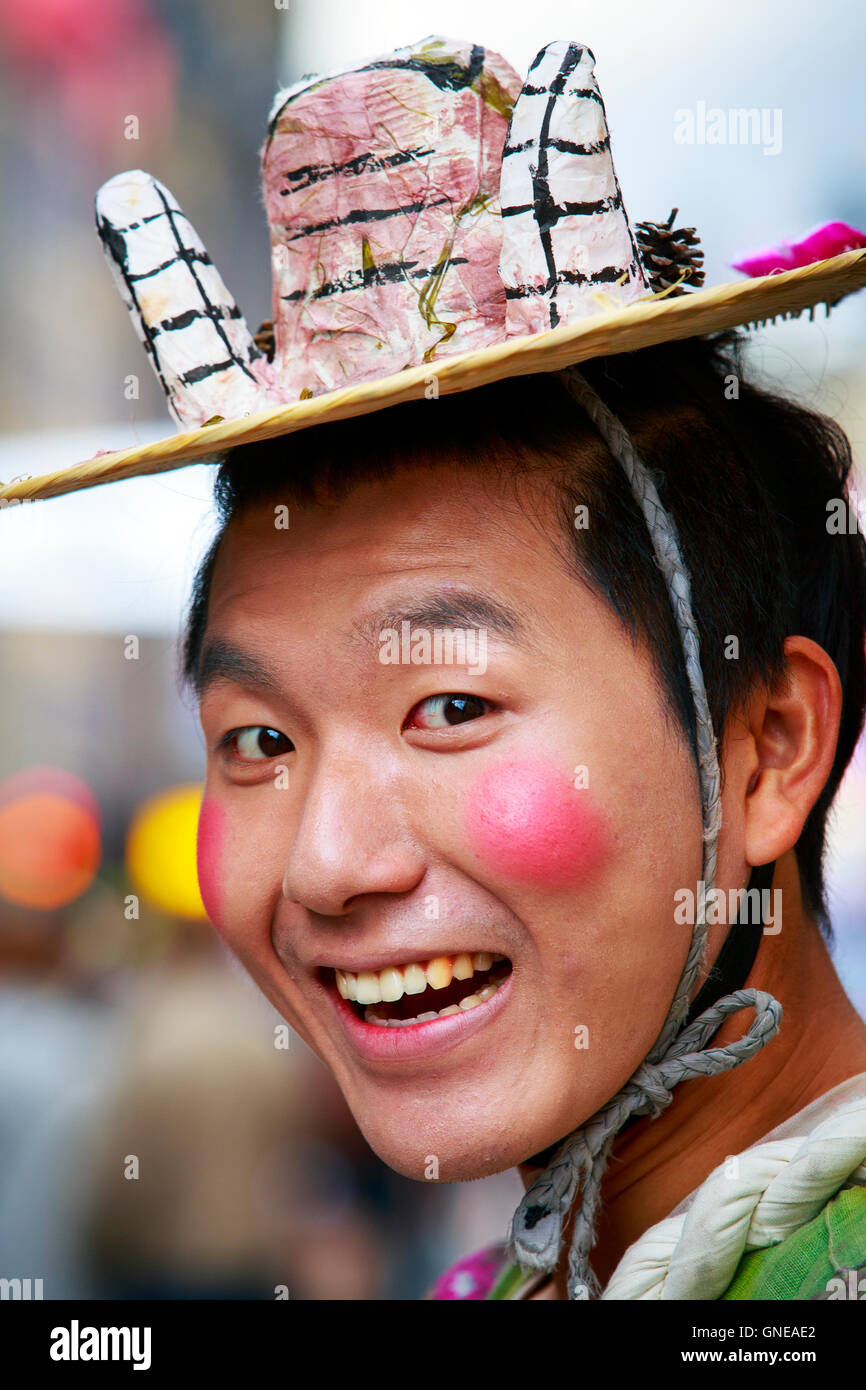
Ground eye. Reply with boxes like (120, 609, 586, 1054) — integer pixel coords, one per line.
(404, 693, 492, 731)
(221, 726, 295, 761)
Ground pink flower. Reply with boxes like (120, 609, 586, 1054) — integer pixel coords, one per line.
(731, 221, 866, 277)
(429, 1245, 505, 1300)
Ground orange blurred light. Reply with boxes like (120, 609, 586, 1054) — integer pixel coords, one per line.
(0, 790, 101, 910)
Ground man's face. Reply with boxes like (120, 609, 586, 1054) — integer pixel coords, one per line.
(196, 458, 704, 1180)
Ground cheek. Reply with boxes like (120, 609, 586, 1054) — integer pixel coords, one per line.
(197, 797, 226, 929)
(464, 758, 609, 889)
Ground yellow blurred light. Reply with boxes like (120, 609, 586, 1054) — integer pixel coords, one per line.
(126, 784, 207, 919)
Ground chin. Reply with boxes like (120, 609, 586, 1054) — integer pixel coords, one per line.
(348, 1105, 544, 1183)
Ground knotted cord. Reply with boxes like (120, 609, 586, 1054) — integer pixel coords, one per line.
(508, 367, 783, 1299)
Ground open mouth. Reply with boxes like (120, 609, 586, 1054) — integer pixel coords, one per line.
(331, 952, 513, 1027)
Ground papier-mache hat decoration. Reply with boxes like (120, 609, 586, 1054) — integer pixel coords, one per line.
(5, 37, 866, 1301)
(2, 33, 865, 502)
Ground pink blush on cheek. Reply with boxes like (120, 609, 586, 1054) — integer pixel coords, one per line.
(465, 758, 609, 889)
(197, 797, 226, 929)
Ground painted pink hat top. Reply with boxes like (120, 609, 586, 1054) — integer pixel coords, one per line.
(93, 37, 649, 428)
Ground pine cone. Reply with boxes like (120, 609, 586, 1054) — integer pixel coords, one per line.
(635, 209, 705, 295)
(253, 319, 276, 361)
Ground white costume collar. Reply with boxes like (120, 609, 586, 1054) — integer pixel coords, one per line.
(601, 1070, 866, 1300)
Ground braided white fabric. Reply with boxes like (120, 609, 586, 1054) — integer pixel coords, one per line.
(507, 367, 783, 1299)
(602, 1090, 866, 1299)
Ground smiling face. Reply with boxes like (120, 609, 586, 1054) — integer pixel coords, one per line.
(194, 457, 704, 1180)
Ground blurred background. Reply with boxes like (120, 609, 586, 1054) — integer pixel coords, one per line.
(0, 0, 864, 1299)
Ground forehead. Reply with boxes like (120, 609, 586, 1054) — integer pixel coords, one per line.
(192, 452, 668, 728)
(206, 459, 568, 634)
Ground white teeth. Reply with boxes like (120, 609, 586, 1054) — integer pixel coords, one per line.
(335, 951, 505, 1003)
(452, 953, 474, 980)
(425, 956, 453, 990)
(378, 967, 403, 1002)
(403, 963, 427, 995)
(338, 950, 509, 1027)
(361, 972, 507, 1027)
(355, 971, 381, 1005)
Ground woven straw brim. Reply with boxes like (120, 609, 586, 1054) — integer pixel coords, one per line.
(3, 249, 866, 504)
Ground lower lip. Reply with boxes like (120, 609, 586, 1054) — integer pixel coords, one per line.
(326, 971, 514, 1063)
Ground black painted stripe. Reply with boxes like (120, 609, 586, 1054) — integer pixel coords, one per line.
(96, 211, 171, 400)
(98, 187, 260, 403)
(180, 358, 237, 386)
(503, 134, 610, 159)
(503, 138, 534, 156)
(96, 214, 130, 274)
(526, 43, 594, 77)
(527, 42, 587, 329)
(280, 146, 434, 194)
(358, 43, 485, 94)
(549, 134, 610, 157)
(280, 254, 470, 303)
(504, 263, 634, 297)
(281, 195, 452, 242)
(111, 209, 168, 233)
(501, 201, 536, 218)
(501, 191, 622, 222)
(520, 84, 602, 105)
(108, 207, 196, 238)
(268, 44, 486, 138)
(152, 182, 259, 382)
(153, 304, 244, 335)
(95, 208, 166, 248)
(126, 248, 214, 284)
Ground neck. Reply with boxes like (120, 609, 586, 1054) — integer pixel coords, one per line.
(519, 850, 866, 1299)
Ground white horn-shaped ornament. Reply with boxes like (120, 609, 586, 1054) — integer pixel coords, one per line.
(499, 41, 649, 335)
(95, 170, 275, 428)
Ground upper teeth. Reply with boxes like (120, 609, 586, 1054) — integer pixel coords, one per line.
(335, 952, 505, 1005)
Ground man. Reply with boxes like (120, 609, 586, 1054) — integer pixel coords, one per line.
(7, 33, 866, 1301)
(181, 340, 866, 1298)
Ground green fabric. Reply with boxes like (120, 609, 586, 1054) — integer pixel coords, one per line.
(486, 1261, 539, 1300)
(721, 1184, 866, 1300)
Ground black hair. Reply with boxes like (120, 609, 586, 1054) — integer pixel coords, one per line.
(180, 331, 866, 938)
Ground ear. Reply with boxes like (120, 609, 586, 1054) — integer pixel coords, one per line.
(741, 635, 842, 867)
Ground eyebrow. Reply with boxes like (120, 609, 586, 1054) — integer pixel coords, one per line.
(193, 588, 530, 699)
(194, 638, 285, 700)
(352, 589, 528, 649)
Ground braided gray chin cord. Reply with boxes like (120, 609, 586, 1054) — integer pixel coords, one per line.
(507, 367, 783, 1300)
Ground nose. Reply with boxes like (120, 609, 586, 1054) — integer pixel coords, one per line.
(281, 749, 427, 915)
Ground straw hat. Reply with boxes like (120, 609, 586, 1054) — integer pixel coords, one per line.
(2, 33, 865, 505)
